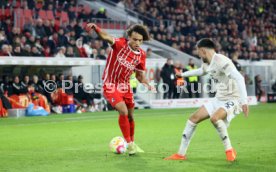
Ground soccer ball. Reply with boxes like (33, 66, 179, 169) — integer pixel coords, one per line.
(109, 136, 127, 154)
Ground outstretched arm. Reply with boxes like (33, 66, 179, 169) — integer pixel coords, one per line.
(176, 67, 205, 78)
(86, 23, 114, 45)
(136, 71, 156, 92)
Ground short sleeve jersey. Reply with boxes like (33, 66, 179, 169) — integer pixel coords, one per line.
(102, 38, 146, 85)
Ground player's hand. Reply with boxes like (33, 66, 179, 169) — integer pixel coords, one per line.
(85, 23, 97, 32)
(147, 85, 157, 93)
(242, 104, 249, 117)
(175, 73, 182, 78)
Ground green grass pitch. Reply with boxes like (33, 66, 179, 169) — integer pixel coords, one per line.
(0, 103, 276, 172)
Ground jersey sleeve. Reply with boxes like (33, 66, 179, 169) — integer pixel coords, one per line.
(111, 37, 126, 50)
(217, 56, 236, 76)
(135, 52, 146, 72)
(201, 63, 208, 74)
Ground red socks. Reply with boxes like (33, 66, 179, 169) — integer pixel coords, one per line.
(118, 115, 136, 143)
(129, 120, 135, 142)
(118, 115, 131, 143)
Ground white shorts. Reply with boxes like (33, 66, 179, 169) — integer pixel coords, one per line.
(204, 98, 242, 127)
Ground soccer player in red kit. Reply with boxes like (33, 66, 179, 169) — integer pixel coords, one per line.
(86, 23, 155, 155)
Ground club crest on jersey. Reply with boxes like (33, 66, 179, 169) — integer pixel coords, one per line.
(117, 56, 136, 70)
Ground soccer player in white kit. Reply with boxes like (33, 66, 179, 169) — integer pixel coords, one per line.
(164, 38, 249, 162)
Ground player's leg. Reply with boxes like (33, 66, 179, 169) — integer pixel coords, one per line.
(114, 102, 131, 143)
(165, 106, 209, 160)
(127, 107, 144, 153)
(178, 106, 210, 155)
(103, 88, 131, 144)
(210, 108, 236, 161)
(123, 90, 140, 155)
(127, 108, 135, 142)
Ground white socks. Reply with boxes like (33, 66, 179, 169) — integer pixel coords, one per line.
(214, 120, 232, 150)
(178, 120, 197, 156)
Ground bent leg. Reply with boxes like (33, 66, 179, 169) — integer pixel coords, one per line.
(178, 106, 209, 155)
(210, 108, 232, 151)
(115, 102, 131, 143)
(128, 108, 135, 142)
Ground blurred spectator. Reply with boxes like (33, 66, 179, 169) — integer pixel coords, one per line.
(1, 17, 12, 35)
(96, 7, 108, 19)
(11, 76, 28, 95)
(22, 44, 32, 56)
(57, 28, 68, 47)
(68, 6, 77, 19)
(0, 44, 12, 56)
(0, 75, 13, 96)
(43, 46, 53, 57)
(232, 52, 242, 72)
(13, 45, 23, 56)
(96, 49, 107, 60)
(160, 58, 175, 99)
(21, 75, 31, 89)
(50, 74, 57, 83)
(65, 75, 75, 95)
(174, 61, 184, 99)
(76, 37, 92, 57)
(23, 20, 36, 37)
(31, 75, 44, 94)
(186, 58, 199, 98)
(91, 49, 98, 59)
(272, 80, 276, 93)
(74, 21, 84, 38)
(66, 46, 75, 57)
(255, 75, 264, 102)
(57, 74, 65, 88)
(8, 27, 21, 43)
(31, 46, 42, 56)
(74, 75, 96, 112)
(43, 20, 53, 37)
(55, 47, 66, 58)
(68, 39, 80, 57)
(0, 29, 8, 47)
(35, 18, 46, 38)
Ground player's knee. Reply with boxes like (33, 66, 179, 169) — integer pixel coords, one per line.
(128, 115, 134, 121)
(210, 116, 218, 124)
(118, 108, 128, 115)
(189, 115, 200, 124)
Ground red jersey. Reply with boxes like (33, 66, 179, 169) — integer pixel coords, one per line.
(102, 38, 146, 85)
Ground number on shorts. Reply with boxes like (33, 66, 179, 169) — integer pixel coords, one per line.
(225, 101, 234, 109)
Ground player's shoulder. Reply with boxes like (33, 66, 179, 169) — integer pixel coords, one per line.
(214, 53, 230, 61)
(139, 48, 146, 57)
(214, 53, 232, 65)
(115, 37, 127, 44)
(214, 53, 236, 72)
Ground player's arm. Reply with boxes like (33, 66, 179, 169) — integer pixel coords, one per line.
(228, 68, 249, 117)
(85, 23, 114, 45)
(136, 70, 156, 92)
(176, 67, 206, 78)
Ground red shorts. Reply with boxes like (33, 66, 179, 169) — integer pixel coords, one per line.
(103, 84, 134, 109)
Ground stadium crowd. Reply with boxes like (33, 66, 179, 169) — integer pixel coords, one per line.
(1, 0, 275, 60)
(114, 0, 276, 60)
(0, 0, 110, 58)
(0, 73, 100, 116)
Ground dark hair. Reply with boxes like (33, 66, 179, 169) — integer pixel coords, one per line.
(126, 24, 150, 41)
(196, 38, 216, 49)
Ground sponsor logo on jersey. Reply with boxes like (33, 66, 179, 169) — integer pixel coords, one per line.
(117, 56, 136, 70)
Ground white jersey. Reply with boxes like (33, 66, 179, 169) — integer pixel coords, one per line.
(202, 53, 240, 101)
